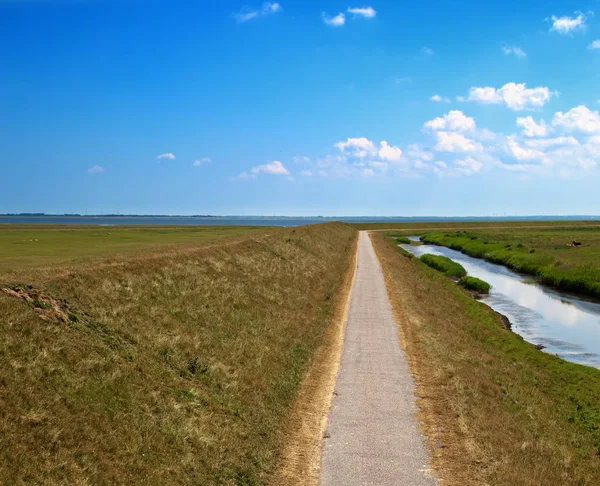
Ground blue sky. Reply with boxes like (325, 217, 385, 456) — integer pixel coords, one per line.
(2, 0, 600, 216)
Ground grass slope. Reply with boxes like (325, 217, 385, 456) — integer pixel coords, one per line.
(421, 227, 600, 298)
(372, 233, 600, 486)
(0, 223, 356, 485)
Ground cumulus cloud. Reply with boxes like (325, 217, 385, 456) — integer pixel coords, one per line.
(421, 46, 434, 56)
(251, 160, 290, 175)
(347, 6, 376, 18)
(516, 116, 548, 137)
(430, 94, 451, 103)
(322, 12, 345, 26)
(589, 40, 600, 49)
(335, 137, 376, 157)
(552, 105, 600, 134)
(548, 12, 588, 34)
(87, 165, 105, 174)
(465, 82, 556, 110)
(234, 2, 282, 23)
(434, 132, 482, 152)
(334, 137, 403, 162)
(300, 169, 313, 176)
(502, 46, 527, 58)
(193, 157, 211, 166)
(505, 137, 544, 161)
(156, 153, 175, 160)
(378, 141, 403, 161)
(424, 110, 476, 132)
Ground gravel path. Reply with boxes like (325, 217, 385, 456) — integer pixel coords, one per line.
(319, 231, 437, 486)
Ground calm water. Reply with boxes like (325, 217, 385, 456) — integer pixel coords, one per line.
(400, 239, 600, 368)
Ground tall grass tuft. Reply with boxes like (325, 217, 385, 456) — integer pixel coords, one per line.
(420, 253, 467, 278)
(458, 276, 491, 293)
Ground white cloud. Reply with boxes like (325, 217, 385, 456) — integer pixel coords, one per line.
(87, 165, 105, 174)
(454, 156, 483, 175)
(251, 160, 290, 175)
(548, 12, 588, 34)
(524, 136, 579, 148)
(378, 141, 403, 161)
(421, 46, 434, 56)
(505, 137, 544, 161)
(193, 157, 211, 166)
(434, 131, 482, 152)
(234, 2, 282, 23)
(424, 110, 476, 132)
(516, 116, 548, 137)
(465, 82, 555, 110)
(347, 6, 376, 18)
(294, 156, 311, 164)
(430, 94, 451, 103)
(322, 12, 345, 26)
(589, 40, 600, 49)
(370, 161, 388, 171)
(552, 105, 600, 134)
(156, 153, 175, 160)
(407, 144, 434, 162)
(362, 168, 374, 176)
(502, 46, 527, 58)
(335, 137, 376, 157)
(300, 169, 313, 176)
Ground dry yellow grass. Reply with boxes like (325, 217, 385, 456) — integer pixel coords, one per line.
(0, 223, 356, 485)
(372, 232, 600, 486)
(270, 232, 358, 486)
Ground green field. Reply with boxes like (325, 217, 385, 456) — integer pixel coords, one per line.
(418, 226, 600, 298)
(0, 226, 272, 279)
(0, 223, 356, 485)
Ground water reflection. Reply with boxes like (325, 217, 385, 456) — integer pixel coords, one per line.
(400, 240, 600, 368)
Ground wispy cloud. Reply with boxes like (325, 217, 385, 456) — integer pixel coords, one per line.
(234, 2, 282, 23)
(502, 46, 527, 58)
(430, 94, 451, 103)
(156, 153, 175, 160)
(193, 157, 211, 166)
(322, 12, 345, 27)
(347, 6, 376, 19)
(87, 165, 105, 174)
(548, 11, 590, 34)
(421, 46, 434, 56)
(589, 40, 600, 49)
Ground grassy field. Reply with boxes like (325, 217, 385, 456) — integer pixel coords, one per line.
(417, 226, 600, 299)
(0, 223, 357, 485)
(372, 232, 600, 486)
(0, 225, 272, 278)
